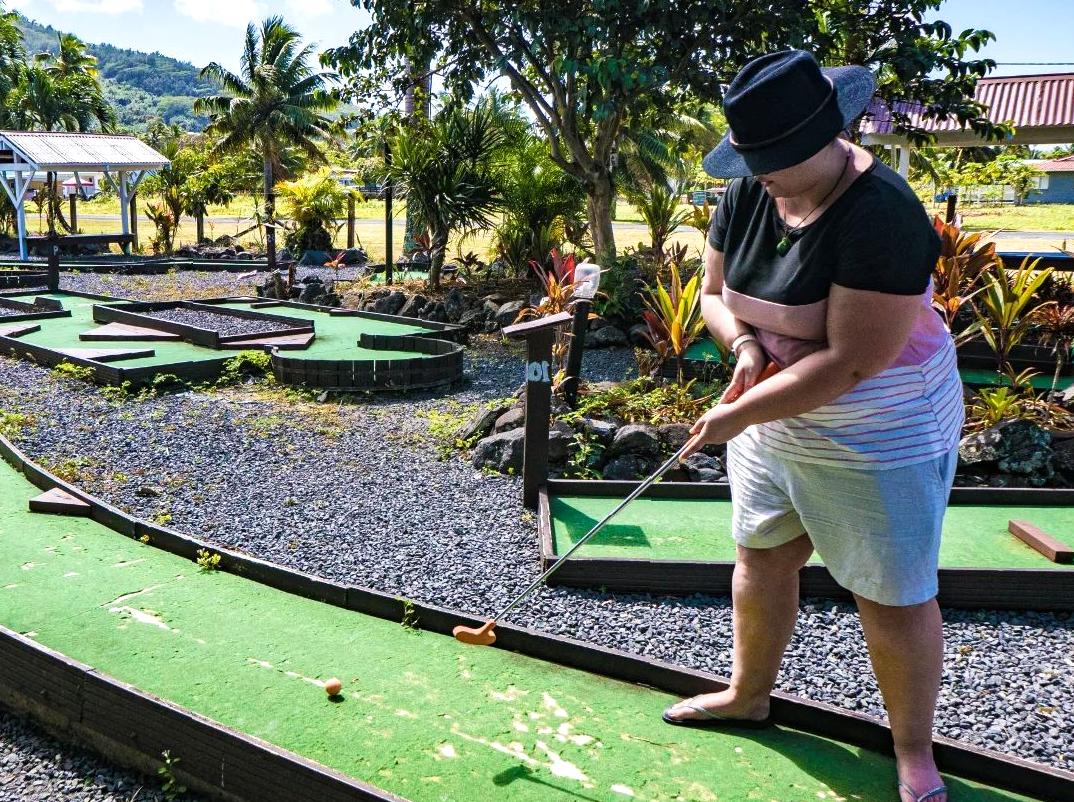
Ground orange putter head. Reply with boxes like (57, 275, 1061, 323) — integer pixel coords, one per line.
(453, 620, 497, 646)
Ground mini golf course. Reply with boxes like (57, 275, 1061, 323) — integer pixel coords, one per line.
(2, 438, 1071, 801)
(540, 485, 1074, 609)
(0, 290, 464, 390)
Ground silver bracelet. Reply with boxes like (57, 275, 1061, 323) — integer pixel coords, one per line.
(730, 333, 758, 357)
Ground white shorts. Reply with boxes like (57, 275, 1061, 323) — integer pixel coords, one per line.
(725, 425, 958, 606)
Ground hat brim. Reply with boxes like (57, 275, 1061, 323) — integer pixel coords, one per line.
(702, 65, 876, 179)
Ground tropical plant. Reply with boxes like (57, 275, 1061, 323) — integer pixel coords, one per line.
(1030, 304, 1074, 393)
(966, 386, 1027, 431)
(930, 216, 996, 345)
(516, 249, 586, 378)
(975, 257, 1054, 374)
(144, 202, 177, 255)
(276, 169, 356, 258)
(382, 102, 504, 288)
(686, 200, 714, 237)
(195, 16, 337, 273)
(630, 182, 691, 260)
(639, 259, 706, 381)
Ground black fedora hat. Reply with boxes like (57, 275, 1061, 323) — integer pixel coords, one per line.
(703, 50, 875, 178)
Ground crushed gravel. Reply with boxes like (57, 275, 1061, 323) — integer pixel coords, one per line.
(0, 709, 202, 801)
(0, 306, 28, 317)
(141, 307, 299, 337)
(0, 336, 1071, 796)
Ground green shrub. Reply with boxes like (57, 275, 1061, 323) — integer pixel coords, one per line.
(566, 377, 714, 426)
(51, 361, 95, 383)
(218, 350, 273, 385)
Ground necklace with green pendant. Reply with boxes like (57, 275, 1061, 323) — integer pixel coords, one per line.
(775, 147, 852, 257)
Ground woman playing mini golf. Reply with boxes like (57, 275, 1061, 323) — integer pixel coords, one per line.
(666, 51, 962, 802)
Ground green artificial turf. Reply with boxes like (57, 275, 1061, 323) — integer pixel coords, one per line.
(1, 293, 444, 370)
(0, 463, 1037, 801)
(550, 495, 1074, 570)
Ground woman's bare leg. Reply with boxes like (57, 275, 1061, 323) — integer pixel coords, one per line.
(666, 534, 813, 720)
(855, 595, 945, 802)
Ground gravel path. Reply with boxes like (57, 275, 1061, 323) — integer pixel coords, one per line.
(0, 340, 1071, 796)
(0, 711, 202, 802)
(141, 307, 298, 337)
(58, 268, 364, 302)
(0, 306, 27, 317)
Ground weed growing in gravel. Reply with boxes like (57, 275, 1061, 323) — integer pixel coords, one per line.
(157, 750, 186, 800)
(218, 350, 273, 386)
(51, 361, 95, 383)
(196, 549, 222, 572)
(46, 456, 98, 484)
(139, 534, 151, 545)
(154, 511, 173, 526)
(416, 399, 497, 459)
(0, 410, 34, 437)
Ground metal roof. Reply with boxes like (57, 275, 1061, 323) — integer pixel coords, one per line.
(1038, 155, 1074, 173)
(861, 73, 1074, 144)
(0, 131, 169, 171)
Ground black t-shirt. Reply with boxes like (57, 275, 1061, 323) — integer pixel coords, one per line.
(708, 159, 939, 304)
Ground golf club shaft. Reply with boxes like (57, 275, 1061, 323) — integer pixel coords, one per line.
(491, 443, 691, 623)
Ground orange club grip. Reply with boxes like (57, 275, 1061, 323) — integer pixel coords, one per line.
(720, 360, 781, 404)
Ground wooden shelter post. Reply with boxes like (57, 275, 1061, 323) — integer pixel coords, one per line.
(118, 170, 129, 239)
(503, 311, 572, 509)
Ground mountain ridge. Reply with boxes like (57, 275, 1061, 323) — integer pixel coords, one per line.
(15, 14, 210, 132)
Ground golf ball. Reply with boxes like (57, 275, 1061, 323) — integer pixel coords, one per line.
(324, 677, 342, 696)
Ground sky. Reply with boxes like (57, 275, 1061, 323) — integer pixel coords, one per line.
(4, 0, 1071, 77)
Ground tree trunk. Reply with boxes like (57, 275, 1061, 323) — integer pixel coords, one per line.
(427, 226, 449, 290)
(196, 210, 205, 244)
(403, 56, 432, 256)
(586, 172, 617, 264)
(263, 158, 277, 274)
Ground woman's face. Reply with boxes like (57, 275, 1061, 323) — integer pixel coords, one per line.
(755, 142, 839, 198)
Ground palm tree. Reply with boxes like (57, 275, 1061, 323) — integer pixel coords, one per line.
(36, 33, 98, 79)
(195, 16, 337, 273)
(383, 102, 504, 288)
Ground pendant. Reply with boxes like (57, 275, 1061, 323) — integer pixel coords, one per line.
(776, 236, 792, 257)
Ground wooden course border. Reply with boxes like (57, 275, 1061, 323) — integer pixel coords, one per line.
(537, 480, 1074, 611)
(0, 433, 1071, 801)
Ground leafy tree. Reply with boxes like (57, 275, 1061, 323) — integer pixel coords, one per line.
(382, 102, 504, 288)
(327, 0, 1001, 262)
(195, 16, 337, 272)
(276, 168, 354, 258)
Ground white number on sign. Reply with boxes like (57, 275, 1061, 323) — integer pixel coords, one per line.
(526, 360, 551, 383)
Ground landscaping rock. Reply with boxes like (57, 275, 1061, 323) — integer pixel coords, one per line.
(1052, 438, 1074, 475)
(682, 452, 726, 483)
(629, 323, 651, 348)
(493, 406, 526, 433)
(495, 300, 527, 329)
(373, 291, 407, 316)
(398, 294, 427, 318)
(458, 403, 509, 443)
(585, 325, 628, 348)
(607, 423, 662, 460)
(444, 288, 466, 322)
(959, 420, 1053, 484)
(425, 302, 449, 323)
(458, 307, 487, 331)
(549, 428, 574, 463)
(577, 417, 617, 445)
(658, 423, 693, 452)
(471, 428, 525, 473)
(602, 453, 655, 480)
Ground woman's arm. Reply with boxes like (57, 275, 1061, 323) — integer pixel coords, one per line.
(701, 243, 767, 395)
(684, 284, 922, 452)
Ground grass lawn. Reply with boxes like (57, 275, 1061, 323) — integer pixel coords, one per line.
(925, 202, 1074, 234)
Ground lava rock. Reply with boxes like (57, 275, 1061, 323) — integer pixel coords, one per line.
(444, 288, 467, 323)
(602, 453, 655, 480)
(629, 323, 651, 348)
(1052, 438, 1074, 475)
(549, 428, 574, 463)
(495, 300, 527, 329)
(658, 423, 693, 453)
(398, 294, 427, 318)
(458, 403, 509, 443)
(585, 325, 628, 348)
(607, 424, 662, 460)
(373, 291, 407, 316)
(959, 420, 1053, 483)
(471, 428, 525, 473)
(493, 406, 526, 433)
(682, 452, 725, 483)
(577, 417, 617, 446)
(458, 307, 487, 331)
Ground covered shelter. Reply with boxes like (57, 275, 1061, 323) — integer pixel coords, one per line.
(861, 72, 1074, 177)
(0, 131, 169, 261)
